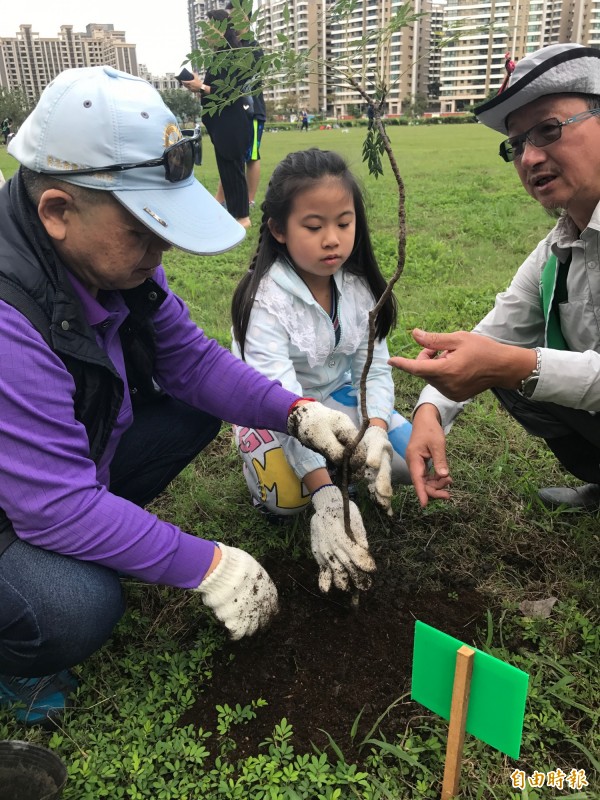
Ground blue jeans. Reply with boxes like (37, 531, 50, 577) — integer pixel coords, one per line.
(0, 397, 221, 677)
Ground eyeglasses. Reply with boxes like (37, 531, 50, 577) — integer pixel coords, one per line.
(43, 132, 202, 183)
(499, 108, 600, 163)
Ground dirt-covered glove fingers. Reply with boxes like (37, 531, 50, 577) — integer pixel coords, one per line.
(364, 453, 393, 513)
(345, 563, 373, 591)
(362, 425, 392, 469)
(328, 557, 351, 592)
(318, 548, 372, 592)
(287, 402, 367, 469)
(362, 427, 394, 513)
(317, 564, 334, 593)
(312, 489, 375, 569)
(311, 539, 347, 592)
(311, 487, 376, 593)
(196, 544, 279, 639)
(311, 547, 337, 593)
(346, 500, 370, 551)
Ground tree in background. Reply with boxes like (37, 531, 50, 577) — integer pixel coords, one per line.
(272, 92, 299, 118)
(159, 88, 202, 125)
(0, 87, 33, 133)
(403, 92, 429, 118)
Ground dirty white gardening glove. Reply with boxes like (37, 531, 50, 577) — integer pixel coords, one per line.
(310, 485, 376, 593)
(196, 544, 278, 640)
(362, 425, 393, 515)
(287, 401, 366, 470)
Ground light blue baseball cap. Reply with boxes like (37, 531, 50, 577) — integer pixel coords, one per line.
(8, 65, 245, 255)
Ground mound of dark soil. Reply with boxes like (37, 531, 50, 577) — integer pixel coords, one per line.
(179, 552, 489, 761)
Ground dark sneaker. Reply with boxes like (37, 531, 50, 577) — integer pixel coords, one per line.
(251, 498, 293, 526)
(538, 483, 600, 510)
(0, 670, 78, 726)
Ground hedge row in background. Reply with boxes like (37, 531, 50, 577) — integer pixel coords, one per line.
(265, 115, 478, 131)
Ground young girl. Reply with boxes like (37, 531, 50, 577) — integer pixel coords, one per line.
(231, 148, 412, 592)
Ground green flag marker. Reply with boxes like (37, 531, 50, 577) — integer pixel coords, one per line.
(411, 621, 529, 759)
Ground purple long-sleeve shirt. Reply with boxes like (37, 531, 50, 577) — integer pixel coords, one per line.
(0, 265, 298, 588)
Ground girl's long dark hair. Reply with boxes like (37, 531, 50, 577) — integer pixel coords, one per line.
(232, 148, 397, 358)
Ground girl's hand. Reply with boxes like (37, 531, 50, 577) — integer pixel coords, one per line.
(362, 425, 393, 514)
(310, 485, 375, 592)
(287, 401, 366, 471)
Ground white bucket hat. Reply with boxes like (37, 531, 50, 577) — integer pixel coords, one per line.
(8, 65, 245, 255)
(475, 43, 600, 134)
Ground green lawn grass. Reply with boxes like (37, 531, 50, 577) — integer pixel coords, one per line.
(0, 128, 598, 799)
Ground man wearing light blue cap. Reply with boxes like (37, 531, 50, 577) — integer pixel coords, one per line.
(0, 66, 376, 725)
(390, 43, 600, 512)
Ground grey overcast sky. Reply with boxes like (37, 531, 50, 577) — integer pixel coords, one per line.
(0, 0, 193, 76)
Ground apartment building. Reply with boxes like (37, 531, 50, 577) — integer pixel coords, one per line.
(188, 0, 231, 54)
(440, 0, 600, 112)
(327, 0, 412, 117)
(439, 0, 509, 112)
(0, 24, 138, 104)
(428, 2, 445, 100)
(187, 0, 327, 113)
(138, 65, 182, 92)
(257, 0, 326, 114)
(252, 0, 600, 117)
(253, 0, 441, 117)
(184, 0, 441, 116)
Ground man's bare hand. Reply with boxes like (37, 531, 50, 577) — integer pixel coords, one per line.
(407, 404, 452, 507)
(389, 329, 537, 402)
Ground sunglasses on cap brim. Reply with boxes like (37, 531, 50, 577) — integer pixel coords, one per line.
(41, 132, 202, 183)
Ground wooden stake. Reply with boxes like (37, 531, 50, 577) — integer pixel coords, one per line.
(441, 645, 475, 800)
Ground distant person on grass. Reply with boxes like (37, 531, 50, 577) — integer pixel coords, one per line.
(231, 148, 413, 593)
(390, 43, 600, 512)
(1, 116, 12, 145)
(0, 67, 370, 725)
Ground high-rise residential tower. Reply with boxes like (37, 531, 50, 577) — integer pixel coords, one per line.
(0, 24, 137, 104)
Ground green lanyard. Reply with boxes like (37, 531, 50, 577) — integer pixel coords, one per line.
(540, 253, 570, 350)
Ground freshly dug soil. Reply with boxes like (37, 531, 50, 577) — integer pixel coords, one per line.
(179, 553, 489, 762)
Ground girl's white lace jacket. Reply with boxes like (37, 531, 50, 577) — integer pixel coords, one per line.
(231, 257, 395, 478)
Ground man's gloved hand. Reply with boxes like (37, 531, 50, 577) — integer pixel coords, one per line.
(310, 485, 376, 593)
(195, 544, 278, 639)
(362, 426, 393, 515)
(287, 401, 366, 470)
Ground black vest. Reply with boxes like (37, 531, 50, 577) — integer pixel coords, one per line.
(0, 171, 167, 553)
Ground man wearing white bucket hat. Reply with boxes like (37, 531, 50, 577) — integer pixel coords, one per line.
(0, 66, 375, 725)
(390, 43, 600, 511)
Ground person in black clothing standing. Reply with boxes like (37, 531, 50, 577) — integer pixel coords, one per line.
(224, 1, 266, 209)
(182, 10, 252, 228)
